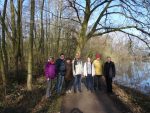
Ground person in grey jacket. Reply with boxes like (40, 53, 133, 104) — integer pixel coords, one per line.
(83, 57, 95, 92)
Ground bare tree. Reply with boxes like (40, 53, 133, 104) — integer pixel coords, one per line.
(27, 0, 35, 91)
(0, 0, 8, 82)
(65, 0, 150, 54)
(39, 0, 45, 54)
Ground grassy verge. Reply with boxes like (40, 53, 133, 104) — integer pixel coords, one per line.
(113, 84, 150, 113)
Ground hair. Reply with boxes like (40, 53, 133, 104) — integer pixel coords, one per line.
(49, 56, 54, 60)
(107, 56, 111, 58)
(60, 53, 64, 56)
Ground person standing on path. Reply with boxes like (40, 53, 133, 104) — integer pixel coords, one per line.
(72, 53, 83, 93)
(104, 56, 116, 93)
(93, 53, 103, 91)
(83, 57, 95, 92)
(65, 58, 73, 94)
(55, 53, 66, 94)
(44, 57, 56, 98)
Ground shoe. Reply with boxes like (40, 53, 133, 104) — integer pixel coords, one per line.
(68, 90, 71, 93)
(66, 91, 69, 94)
(74, 90, 77, 93)
(79, 89, 82, 92)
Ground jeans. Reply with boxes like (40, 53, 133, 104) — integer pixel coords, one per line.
(94, 75, 102, 91)
(86, 74, 93, 91)
(56, 73, 64, 94)
(74, 74, 81, 92)
(46, 80, 51, 97)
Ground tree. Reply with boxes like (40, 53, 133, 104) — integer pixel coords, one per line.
(27, 0, 35, 91)
(66, 0, 150, 54)
(39, 0, 45, 54)
(0, 0, 8, 83)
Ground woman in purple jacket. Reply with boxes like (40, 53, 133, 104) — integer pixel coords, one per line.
(44, 57, 56, 98)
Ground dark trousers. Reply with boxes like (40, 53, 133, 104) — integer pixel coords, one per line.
(105, 77, 112, 92)
(94, 75, 102, 91)
(65, 79, 73, 91)
(86, 74, 93, 91)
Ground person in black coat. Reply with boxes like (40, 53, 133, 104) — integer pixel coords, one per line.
(104, 56, 116, 93)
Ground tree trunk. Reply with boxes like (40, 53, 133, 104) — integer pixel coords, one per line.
(16, 0, 23, 82)
(10, 0, 18, 80)
(0, 37, 7, 88)
(2, 0, 8, 78)
(39, 0, 45, 54)
(75, 31, 88, 55)
(27, 0, 35, 91)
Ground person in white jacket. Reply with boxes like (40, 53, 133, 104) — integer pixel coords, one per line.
(72, 53, 83, 93)
(84, 57, 95, 92)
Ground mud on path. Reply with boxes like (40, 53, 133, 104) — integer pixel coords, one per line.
(61, 82, 131, 113)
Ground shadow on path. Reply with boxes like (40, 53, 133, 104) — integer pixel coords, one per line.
(61, 77, 132, 113)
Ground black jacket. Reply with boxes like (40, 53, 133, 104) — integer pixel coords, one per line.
(104, 61, 116, 78)
(55, 58, 66, 76)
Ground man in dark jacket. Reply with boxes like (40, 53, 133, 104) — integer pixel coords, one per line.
(55, 53, 66, 94)
(104, 56, 116, 93)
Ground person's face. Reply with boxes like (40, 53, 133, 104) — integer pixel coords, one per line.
(107, 57, 111, 62)
(87, 57, 91, 62)
(66, 59, 71, 63)
(75, 53, 80, 59)
(60, 55, 65, 60)
(96, 57, 100, 60)
(48, 57, 53, 62)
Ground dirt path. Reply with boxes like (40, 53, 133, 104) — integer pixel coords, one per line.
(61, 83, 126, 113)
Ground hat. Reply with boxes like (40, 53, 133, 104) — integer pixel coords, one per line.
(95, 53, 101, 59)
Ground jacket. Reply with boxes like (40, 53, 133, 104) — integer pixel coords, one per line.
(44, 62, 56, 79)
(65, 62, 73, 80)
(93, 59, 103, 75)
(55, 58, 66, 76)
(72, 59, 83, 76)
(83, 62, 95, 76)
(104, 61, 116, 78)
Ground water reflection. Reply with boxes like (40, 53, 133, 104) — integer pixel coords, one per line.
(114, 61, 150, 95)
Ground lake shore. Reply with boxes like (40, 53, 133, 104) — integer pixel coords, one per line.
(113, 84, 150, 113)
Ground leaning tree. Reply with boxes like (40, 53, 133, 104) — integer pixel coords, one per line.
(64, 0, 150, 54)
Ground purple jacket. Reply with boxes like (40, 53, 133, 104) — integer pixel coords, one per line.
(44, 62, 56, 79)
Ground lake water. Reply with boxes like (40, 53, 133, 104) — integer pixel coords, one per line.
(114, 61, 150, 95)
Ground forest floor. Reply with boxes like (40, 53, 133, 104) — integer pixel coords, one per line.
(0, 76, 150, 113)
(0, 77, 62, 113)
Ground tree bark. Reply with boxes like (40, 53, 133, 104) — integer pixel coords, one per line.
(27, 0, 35, 91)
(39, 0, 45, 54)
(1, 0, 8, 78)
(0, 37, 7, 87)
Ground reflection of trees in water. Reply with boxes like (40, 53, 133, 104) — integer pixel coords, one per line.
(116, 61, 130, 76)
(116, 61, 150, 93)
(127, 63, 132, 78)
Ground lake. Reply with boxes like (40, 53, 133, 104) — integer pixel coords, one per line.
(114, 61, 150, 95)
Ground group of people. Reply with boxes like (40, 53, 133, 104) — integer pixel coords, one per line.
(44, 53, 116, 98)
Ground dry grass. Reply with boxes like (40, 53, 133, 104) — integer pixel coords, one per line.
(113, 84, 150, 113)
(0, 77, 62, 113)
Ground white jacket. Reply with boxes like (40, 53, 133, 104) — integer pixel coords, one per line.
(72, 59, 83, 76)
(83, 62, 95, 76)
